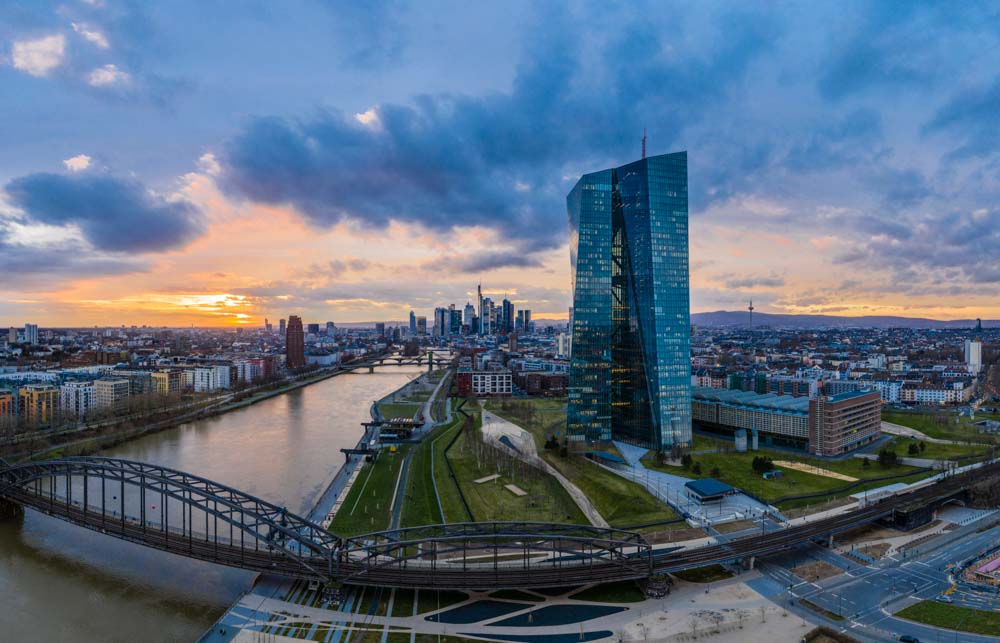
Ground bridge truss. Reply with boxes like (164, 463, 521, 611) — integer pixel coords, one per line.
(1, 456, 996, 589)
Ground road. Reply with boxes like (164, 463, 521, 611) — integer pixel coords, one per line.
(755, 516, 1000, 642)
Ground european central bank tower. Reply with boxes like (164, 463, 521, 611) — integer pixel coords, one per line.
(567, 151, 692, 452)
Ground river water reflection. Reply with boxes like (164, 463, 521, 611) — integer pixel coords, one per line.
(0, 367, 423, 643)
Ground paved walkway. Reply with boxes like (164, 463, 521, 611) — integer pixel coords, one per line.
(481, 409, 609, 527)
(881, 420, 960, 444)
(217, 574, 808, 643)
(611, 442, 782, 525)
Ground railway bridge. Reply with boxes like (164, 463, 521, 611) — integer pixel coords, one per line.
(0, 456, 995, 590)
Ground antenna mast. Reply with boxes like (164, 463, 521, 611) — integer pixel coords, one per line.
(641, 128, 647, 159)
(748, 299, 755, 329)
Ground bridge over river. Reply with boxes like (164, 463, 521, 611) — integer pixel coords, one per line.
(2, 456, 994, 590)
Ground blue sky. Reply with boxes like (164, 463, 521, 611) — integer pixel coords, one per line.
(2, 1, 1000, 325)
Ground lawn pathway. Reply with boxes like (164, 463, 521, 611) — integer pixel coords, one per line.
(480, 408, 609, 527)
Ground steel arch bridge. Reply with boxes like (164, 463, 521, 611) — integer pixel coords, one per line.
(0, 457, 652, 588)
(0, 456, 341, 581)
(1, 456, 995, 590)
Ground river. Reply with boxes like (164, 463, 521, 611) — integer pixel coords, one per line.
(0, 366, 425, 643)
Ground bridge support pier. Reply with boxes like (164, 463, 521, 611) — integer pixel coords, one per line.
(0, 497, 23, 521)
(368, 366, 375, 374)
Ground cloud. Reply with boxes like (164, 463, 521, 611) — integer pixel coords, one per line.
(62, 154, 92, 172)
(316, 0, 406, 67)
(925, 77, 1000, 159)
(4, 171, 203, 253)
(218, 5, 778, 253)
(0, 222, 146, 285)
(72, 22, 109, 49)
(11, 33, 65, 76)
(423, 251, 545, 274)
(723, 275, 785, 289)
(87, 63, 129, 87)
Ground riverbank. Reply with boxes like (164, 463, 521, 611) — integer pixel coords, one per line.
(3, 361, 378, 464)
(199, 365, 452, 642)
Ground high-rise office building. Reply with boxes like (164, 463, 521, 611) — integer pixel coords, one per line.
(523, 309, 532, 333)
(279, 318, 286, 337)
(481, 298, 493, 335)
(450, 306, 462, 335)
(965, 339, 982, 374)
(463, 303, 475, 329)
(307, 323, 320, 335)
(416, 316, 427, 335)
(477, 284, 483, 335)
(24, 323, 38, 345)
(375, 322, 386, 337)
(325, 321, 336, 335)
(409, 310, 417, 334)
(285, 315, 305, 369)
(433, 307, 448, 337)
(501, 299, 514, 334)
(566, 151, 691, 452)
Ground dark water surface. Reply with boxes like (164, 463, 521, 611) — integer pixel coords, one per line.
(0, 367, 422, 642)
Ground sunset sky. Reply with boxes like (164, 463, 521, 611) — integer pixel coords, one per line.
(3, 1, 1000, 326)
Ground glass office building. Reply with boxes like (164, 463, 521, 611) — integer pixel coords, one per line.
(567, 152, 692, 451)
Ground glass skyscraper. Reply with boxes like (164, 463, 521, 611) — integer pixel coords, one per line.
(566, 151, 692, 452)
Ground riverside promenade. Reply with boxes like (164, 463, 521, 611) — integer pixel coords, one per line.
(199, 366, 451, 643)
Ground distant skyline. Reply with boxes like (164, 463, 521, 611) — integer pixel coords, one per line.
(3, 2, 1000, 326)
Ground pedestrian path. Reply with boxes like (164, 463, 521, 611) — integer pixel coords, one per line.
(610, 442, 781, 525)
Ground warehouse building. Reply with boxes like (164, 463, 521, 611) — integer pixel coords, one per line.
(691, 386, 881, 456)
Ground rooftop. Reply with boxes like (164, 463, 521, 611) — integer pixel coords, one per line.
(692, 386, 811, 414)
(684, 478, 734, 498)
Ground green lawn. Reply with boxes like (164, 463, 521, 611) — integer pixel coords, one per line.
(486, 398, 678, 527)
(672, 564, 733, 583)
(569, 581, 645, 603)
(883, 410, 999, 445)
(328, 446, 411, 536)
(379, 402, 421, 420)
(399, 425, 446, 528)
(897, 601, 1000, 635)
(446, 410, 588, 523)
(881, 436, 987, 460)
(691, 433, 732, 451)
(646, 447, 933, 507)
(433, 416, 472, 522)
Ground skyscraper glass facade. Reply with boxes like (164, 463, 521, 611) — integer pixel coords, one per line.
(567, 152, 691, 451)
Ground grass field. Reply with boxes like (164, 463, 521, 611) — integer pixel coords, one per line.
(379, 402, 421, 420)
(432, 416, 472, 522)
(645, 446, 933, 508)
(328, 445, 411, 536)
(897, 600, 1000, 635)
(399, 424, 446, 528)
(569, 581, 645, 602)
(485, 398, 678, 527)
(883, 409, 999, 445)
(881, 436, 987, 460)
(446, 409, 588, 523)
(672, 564, 733, 583)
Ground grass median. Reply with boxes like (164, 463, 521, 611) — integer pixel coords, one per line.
(328, 445, 411, 536)
(897, 600, 1000, 635)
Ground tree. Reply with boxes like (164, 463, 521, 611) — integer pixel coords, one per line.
(862, 457, 870, 468)
(877, 448, 898, 468)
(908, 443, 920, 456)
(692, 462, 702, 475)
(919, 441, 927, 453)
(710, 466, 721, 478)
(681, 453, 693, 468)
